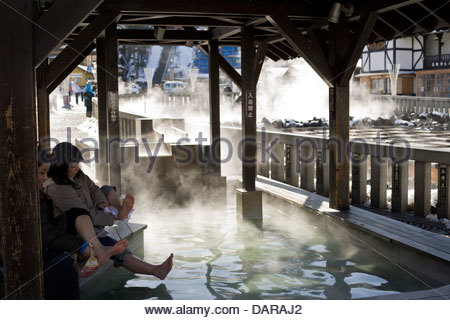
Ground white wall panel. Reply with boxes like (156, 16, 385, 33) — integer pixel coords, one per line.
(396, 51, 412, 69)
(362, 53, 369, 72)
(442, 33, 450, 54)
(397, 38, 412, 49)
(413, 36, 423, 50)
(427, 36, 439, 55)
(370, 51, 385, 71)
(413, 51, 423, 69)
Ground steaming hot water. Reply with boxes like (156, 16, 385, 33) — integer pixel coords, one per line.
(81, 192, 439, 300)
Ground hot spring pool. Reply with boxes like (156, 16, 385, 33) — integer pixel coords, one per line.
(81, 201, 440, 300)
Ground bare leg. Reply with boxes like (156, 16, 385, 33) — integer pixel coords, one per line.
(122, 253, 174, 280)
(74, 215, 128, 265)
(107, 190, 135, 220)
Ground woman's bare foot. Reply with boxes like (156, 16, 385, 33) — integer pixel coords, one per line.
(153, 254, 174, 280)
(118, 194, 134, 220)
(95, 239, 129, 266)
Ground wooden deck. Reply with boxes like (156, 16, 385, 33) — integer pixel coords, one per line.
(256, 176, 450, 285)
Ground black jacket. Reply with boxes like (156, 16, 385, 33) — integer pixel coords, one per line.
(40, 191, 85, 258)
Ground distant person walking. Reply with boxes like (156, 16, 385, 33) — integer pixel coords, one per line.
(71, 81, 83, 105)
(84, 82, 95, 117)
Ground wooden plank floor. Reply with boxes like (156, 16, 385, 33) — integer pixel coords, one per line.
(256, 176, 450, 263)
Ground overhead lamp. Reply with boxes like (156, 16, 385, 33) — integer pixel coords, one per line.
(154, 27, 166, 40)
(328, 2, 342, 23)
(328, 2, 354, 23)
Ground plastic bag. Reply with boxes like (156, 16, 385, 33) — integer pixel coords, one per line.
(81, 247, 99, 273)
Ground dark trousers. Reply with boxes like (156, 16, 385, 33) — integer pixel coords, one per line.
(85, 101, 92, 117)
(0, 253, 79, 300)
(75, 92, 80, 104)
(43, 253, 80, 300)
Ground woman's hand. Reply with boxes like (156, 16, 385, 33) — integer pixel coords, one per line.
(78, 245, 92, 260)
(97, 202, 108, 210)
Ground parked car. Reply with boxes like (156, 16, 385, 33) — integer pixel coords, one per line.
(162, 81, 186, 95)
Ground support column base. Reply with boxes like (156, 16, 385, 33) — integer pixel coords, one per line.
(236, 189, 262, 220)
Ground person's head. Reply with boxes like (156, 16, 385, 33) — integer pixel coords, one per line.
(48, 142, 84, 185)
(37, 148, 52, 189)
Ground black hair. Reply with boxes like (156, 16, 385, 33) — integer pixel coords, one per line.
(37, 146, 52, 166)
(48, 142, 84, 185)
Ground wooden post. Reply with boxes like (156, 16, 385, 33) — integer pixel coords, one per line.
(351, 154, 368, 205)
(257, 130, 269, 178)
(270, 137, 285, 183)
(0, 0, 43, 299)
(300, 144, 315, 192)
(105, 24, 121, 193)
(96, 36, 109, 185)
(371, 156, 388, 209)
(316, 149, 329, 197)
(241, 26, 257, 191)
(286, 144, 299, 187)
(208, 39, 221, 176)
(36, 61, 50, 149)
(414, 161, 431, 217)
(437, 165, 450, 219)
(236, 26, 262, 220)
(391, 161, 409, 213)
(328, 85, 350, 209)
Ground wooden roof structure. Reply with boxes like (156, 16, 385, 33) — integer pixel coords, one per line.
(2, 0, 450, 299)
(42, 0, 450, 58)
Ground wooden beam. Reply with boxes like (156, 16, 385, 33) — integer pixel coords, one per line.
(241, 26, 257, 192)
(266, 44, 290, 60)
(394, 7, 436, 33)
(36, 61, 50, 149)
(209, 39, 221, 176)
(211, 27, 241, 40)
(338, 12, 378, 86)
(328, 23, 350, 210)
(266, 49, 281, 61)
(47, 42, 96, 94)
(45, 12, 121, 90)
(96, 36, 109, 185)
(378, 11, 415, 37)
(119, 16, 240, 27)
(34, 0, 103, 66)
(0, 0, 43, 299)
(348, 0, 424, 21)
(101, 0, 315, 17)
(200, 45, 242, 90)
(254, 42, 269, 84)
(267, 15, 333, 86)
(417, 1, 450, 28)
(117, 29, 212, 41)
(105, 23, 121, 193)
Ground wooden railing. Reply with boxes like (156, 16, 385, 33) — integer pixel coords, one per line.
(373, 95, 450, 114)
(218, 126, 450, 219)
(424, 54, 450, 69)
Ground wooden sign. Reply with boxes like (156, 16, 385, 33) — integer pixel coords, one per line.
(107, 91, 119, 123)
(245, 90, 255, 119)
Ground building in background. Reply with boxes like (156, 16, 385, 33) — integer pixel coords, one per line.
(193, 46, 241, 75)
(69, 65, 94, 87)
(357, 30, 450, 97)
